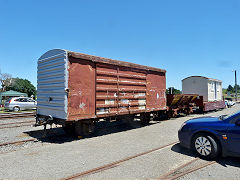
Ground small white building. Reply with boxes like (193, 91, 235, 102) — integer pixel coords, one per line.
(182, 76, 222, 102)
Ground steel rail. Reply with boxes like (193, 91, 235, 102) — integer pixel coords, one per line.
(61, 141, 178, 180)
(0, 123, 34, 129)
(0, 132, 69, 150)
(158, 158, 216, 180)
(0, 120, 35, 126)
(0, 112, 35, 119)
(0, 138, 37, 147)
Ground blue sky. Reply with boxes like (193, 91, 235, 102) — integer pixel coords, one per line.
(0, 0, 239, 90)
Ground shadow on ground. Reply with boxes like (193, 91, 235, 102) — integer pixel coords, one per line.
(24, 119, 161, 144)
(171, 143, 240, 168)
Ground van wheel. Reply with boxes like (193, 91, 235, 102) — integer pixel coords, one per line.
(192, 133, 220, 159)
(13, 106, 20, 112)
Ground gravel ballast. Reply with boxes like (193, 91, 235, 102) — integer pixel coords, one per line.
(0, 104, 239, 179)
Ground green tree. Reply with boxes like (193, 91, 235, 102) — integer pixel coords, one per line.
(227, 85, 234, 93)
(233, 84, 240, 93)
(227, 84, 240, 93)
(7, 78, 36, 97)
(222, 88, 227, 94)
(166, 87, 182, 94)
(0, 70, 12, 92)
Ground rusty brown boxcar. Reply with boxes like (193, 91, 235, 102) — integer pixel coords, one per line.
(36, 49, 166, 136)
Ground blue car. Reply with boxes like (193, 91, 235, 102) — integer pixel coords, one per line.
(178, 111, 240, 159)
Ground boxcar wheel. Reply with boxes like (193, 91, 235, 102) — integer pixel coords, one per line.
(63, 124, 75, 136)
(140, 113, 150, 125)
(192, 133, 220, 159)
(74, 121, 95, 138)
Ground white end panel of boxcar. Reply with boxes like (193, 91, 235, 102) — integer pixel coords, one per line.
(37, 49, 68, 120)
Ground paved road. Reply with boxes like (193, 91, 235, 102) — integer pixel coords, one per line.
(0, 104, 239, 179)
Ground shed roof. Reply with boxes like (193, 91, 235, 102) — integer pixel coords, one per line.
(182, 76, 222, 82)
(0, 90, 27, 97)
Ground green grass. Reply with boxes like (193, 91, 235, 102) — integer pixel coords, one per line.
(0, 111, 10, 113)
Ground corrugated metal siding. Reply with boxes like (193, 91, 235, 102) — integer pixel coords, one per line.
(37, 49, 68, 120)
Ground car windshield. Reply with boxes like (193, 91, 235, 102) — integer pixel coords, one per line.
(219, 111, 240, 121)
(6, 98, 12, 102)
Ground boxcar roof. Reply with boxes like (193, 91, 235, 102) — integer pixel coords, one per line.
(68, 51, 166, 73)
(182, 76, 222, 82)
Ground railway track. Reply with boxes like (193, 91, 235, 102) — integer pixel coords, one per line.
(0, 120, 35, 129)
(0, 133, 68, 150)
(0, 112, 35, 119)
(60, 141, 216, 180)
(0, 138, 37, 147)
(0, 128, 217, 180)
(60, 141, 178, 180)
(158, 158, 216, 180)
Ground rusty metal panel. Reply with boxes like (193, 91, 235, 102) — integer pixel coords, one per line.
(146, 72, 166, 111)
(203, 101, 225, 111)
(96, 63, 159, 117)
(96, 63, 118, 116)
(67, 51, 166, 119)
(118, 66, 147, 114)
(69, 51, 166, 73)
(67, 57, 96, 121)
(95, 63, 167, 117)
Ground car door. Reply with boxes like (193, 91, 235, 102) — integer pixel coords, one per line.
(226, 114, 240, 154)
(19, 98, 28, 110)
(27, 98, 35, 109)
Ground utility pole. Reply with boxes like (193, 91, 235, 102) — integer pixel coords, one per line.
(235, 70, 238, 101)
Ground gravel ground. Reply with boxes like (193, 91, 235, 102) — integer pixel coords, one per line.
(0, 118, 39, 143)
(0, 117, 35, 125)
(179, 157, 240, 180)
(0, 141, 41, 154)
(0, 104, 239, 179)
(0, 117, 68, 154)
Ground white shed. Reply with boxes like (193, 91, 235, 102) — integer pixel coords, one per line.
(182, 76, 222, 102)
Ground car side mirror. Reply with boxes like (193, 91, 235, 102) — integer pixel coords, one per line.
(235, 119, 240, 126)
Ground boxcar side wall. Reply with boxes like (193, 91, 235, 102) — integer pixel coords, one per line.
(67, 57, 96, 121)
(146, 71, 166, 111)
(67, 57, 166, 121)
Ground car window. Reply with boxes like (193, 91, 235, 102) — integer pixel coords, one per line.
(223, 111, 240, 120)
(19, 98, 27, 102)
(6, 98, 13, 102)
(27, 99, 34, 102)
(229, 114, 240, 124)
(14, 98, 20, 102)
